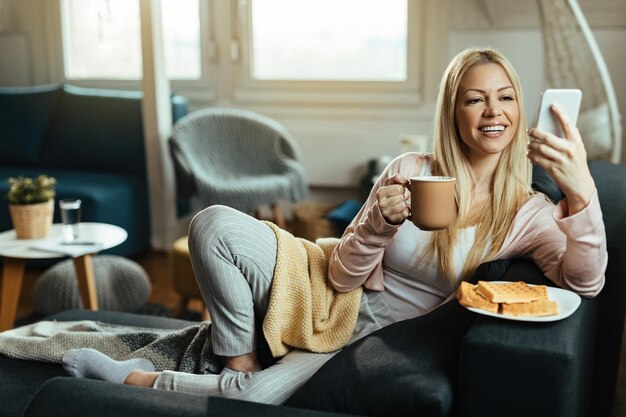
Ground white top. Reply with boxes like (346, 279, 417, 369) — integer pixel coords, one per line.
(378, 161, 476, 320)
(382, 223, 476, 321)
(0, 222, 127, 259)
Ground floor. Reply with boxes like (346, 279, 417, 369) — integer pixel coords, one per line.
(12, 249, 626, 417)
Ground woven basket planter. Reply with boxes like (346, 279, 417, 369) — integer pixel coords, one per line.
(293, 202, 339, 242)
(9, 200, 54, 239)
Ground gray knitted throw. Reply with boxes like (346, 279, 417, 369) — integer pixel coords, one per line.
(0, 320, 223, 374)
(171, 108, 309, 214)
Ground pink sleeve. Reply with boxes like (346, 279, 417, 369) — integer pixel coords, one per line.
(496, 191, 607, 298)
(328, 153, 428, 292)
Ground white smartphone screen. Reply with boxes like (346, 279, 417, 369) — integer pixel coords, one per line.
(535, 89, 582, 137)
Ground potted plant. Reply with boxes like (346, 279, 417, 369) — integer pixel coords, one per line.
(6, 175, 56, 239)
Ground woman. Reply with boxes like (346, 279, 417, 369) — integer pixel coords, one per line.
(62, 47, 606, 404)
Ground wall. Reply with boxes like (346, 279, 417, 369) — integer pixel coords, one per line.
(0, 0, 49, 85)
(1, 0, 625, 189)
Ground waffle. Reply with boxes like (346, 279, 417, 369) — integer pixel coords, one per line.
(457, 281, 499, 314)
(476, 281, 547, 304)
(458, 281, 558, 317)
(500, 300, 559, 317)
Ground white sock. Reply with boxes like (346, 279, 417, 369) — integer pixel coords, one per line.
(61, 348, 155, 384)
(216, 367, 256, 392)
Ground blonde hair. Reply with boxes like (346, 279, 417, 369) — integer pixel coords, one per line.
(429, 46, 533, 284)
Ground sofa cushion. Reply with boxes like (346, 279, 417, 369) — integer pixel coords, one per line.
(40, 85, 147, 176)
(0, 166, 150, 257)
(0, 356, 67, 417)
(532, 164, 565, 204)
(0, 84, 61, 165)
(24, 377, 361, 417)
(286, 300, 477, 417)
(286, 260, 516, 416)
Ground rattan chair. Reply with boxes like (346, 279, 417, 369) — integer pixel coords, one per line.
(168, 108, 309, 311)
(169, 107, 309, 228)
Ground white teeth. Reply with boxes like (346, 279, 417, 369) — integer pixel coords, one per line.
(479, 125, 505, 132)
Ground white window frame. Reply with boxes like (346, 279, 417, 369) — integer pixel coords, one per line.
(43, 0, 215, 102)
(230, 0, 424, 107)
(41, 0, 443, 111)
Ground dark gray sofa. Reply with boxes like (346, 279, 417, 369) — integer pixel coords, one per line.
(0, 160, 624, 417)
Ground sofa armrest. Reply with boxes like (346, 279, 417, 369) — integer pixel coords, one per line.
(23, 377, 358, 417)
(24, 377, 208, 417)
(532, 160, 626, 417)
(458, 294, 599, 417)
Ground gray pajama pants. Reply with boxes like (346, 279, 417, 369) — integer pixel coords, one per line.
(152, 205, 395, 404)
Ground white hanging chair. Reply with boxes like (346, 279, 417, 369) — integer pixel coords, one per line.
(537, 0, 622, 163)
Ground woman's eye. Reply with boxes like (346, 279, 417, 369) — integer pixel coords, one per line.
(500, 95, 515, 101)
(467, 97, 483, 104)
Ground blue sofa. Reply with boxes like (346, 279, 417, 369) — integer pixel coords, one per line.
(0, 84, 188, 257)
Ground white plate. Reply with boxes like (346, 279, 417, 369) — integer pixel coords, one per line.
(464, 281, 582, 322)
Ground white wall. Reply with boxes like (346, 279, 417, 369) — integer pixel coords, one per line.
(0, 0, 50, 85)
(2, 0, 625, 188)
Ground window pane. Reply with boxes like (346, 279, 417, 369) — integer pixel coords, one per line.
(161, 0, 202, 79)
(63, 0, 201, 80)
(250, 0, 407, 81)
(63, 0, 142, 79)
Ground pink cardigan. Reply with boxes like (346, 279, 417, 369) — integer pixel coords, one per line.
(328, 153, 607, 298)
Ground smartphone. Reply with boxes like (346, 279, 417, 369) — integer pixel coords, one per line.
(535, 89, 582, 137)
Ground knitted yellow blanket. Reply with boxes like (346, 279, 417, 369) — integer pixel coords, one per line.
(262, 222, 363, 357)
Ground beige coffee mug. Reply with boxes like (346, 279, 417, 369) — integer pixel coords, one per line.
(409, 176, 457, 231)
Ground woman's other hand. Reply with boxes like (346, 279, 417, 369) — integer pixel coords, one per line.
(376, 174, 410, 225)
(527, 104, 596, 215)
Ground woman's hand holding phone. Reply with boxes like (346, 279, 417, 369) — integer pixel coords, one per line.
(527, 103, 596, 215)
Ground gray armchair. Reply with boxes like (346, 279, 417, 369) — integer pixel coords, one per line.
(169, 107, 309, 226)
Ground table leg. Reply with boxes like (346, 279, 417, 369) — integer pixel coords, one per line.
(271, 203, 286, 229)
(73, 254, 99, 310)
(0, 257, 25, 332)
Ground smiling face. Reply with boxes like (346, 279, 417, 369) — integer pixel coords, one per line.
(454, 63, 520, 160)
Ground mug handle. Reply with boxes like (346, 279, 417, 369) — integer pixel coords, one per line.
(404, 181, 412, 222)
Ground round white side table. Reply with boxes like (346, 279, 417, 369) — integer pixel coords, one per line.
(0, 222, 127, 331)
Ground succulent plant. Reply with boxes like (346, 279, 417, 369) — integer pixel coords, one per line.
(6, 175, 57, 205)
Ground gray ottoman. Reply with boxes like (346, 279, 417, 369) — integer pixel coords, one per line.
(33, 255, 152, 315)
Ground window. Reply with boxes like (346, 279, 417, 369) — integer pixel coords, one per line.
(249, 0, 407, 82)
(161, 0, 202, 80)
(234, 0, 421, 105)
(62, 0, 142, 79)
(53, 0, 422, 106)
(61, 0, 201, 80)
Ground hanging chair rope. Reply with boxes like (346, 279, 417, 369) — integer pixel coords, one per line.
(537, 0, 622, 163)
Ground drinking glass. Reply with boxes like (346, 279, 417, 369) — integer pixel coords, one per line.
(59, 199, 82, 242)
